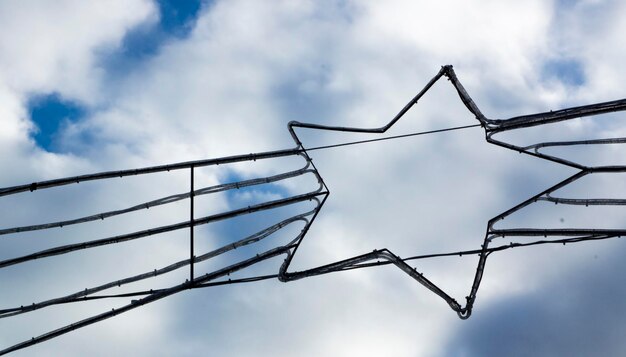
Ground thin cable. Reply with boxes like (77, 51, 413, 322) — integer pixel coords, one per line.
(0, 124, 479, 197)
(4, 231, 616, 316)
(305, 123, 481, 152)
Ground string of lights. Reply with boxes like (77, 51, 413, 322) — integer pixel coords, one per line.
(1, 65, 624, 355)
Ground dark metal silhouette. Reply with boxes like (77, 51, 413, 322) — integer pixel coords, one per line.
(1, 65, 625, 354)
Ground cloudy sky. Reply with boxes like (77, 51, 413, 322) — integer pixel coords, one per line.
(1, 0, 626, 356)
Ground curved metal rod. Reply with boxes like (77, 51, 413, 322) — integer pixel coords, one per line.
(287, 66, 451, 144)
(0, 208, 318, 319)
(525, 137, 626, 152)
(0, 151, 311, 198)
(488, 98, 626, 132)
(0, 243, 297, 356)
(0, 165, 316, 236)
(539, 194, 626, 206)
(0, 188, 326, 269)
(279, 247, 467, 317)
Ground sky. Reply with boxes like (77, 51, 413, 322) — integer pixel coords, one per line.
(1, 0, 626, 356)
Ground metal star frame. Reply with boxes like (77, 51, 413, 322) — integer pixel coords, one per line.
(1, 65, 625, 354)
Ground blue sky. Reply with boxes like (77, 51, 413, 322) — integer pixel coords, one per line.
(28, 93, 85, 151)
(101, 0, 203, 72)
(542, 58, 586, 86)
(28, 0, 203, 152)
(2, 0, 626, 356)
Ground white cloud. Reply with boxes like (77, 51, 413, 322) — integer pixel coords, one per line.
(1, 0, 626, 356)
(0, 0, 157, 103)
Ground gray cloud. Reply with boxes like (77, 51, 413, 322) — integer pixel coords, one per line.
(443, 243, 626, 357)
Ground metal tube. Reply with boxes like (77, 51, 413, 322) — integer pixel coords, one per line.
(190, 165, 195, 283)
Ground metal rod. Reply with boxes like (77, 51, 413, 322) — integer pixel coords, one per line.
(190, 165, 195, 283)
